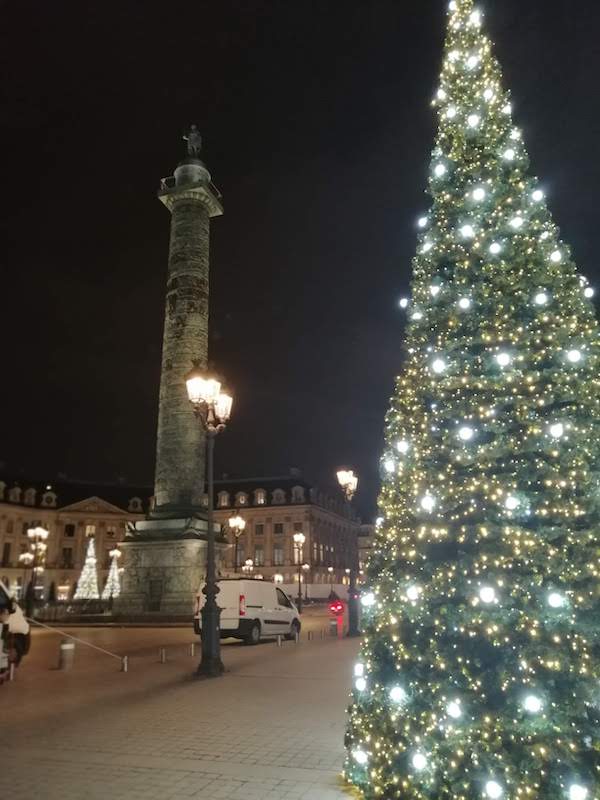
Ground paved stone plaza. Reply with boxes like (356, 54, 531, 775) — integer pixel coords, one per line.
(1, 611, 359, 800)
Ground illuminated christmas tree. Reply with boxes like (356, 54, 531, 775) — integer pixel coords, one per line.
(74, 536, 100, 600)
(101, 548, 121, 601)
(345, 2, 600, 799)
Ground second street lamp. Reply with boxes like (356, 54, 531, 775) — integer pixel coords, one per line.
(185, 361, 233, 679)
(336, 468, 361, 638)
(228, 512, 246, 573)
(293, 532, 306, 613)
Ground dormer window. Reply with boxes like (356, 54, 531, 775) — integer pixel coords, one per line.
(128, 497, 143, 512)
(217, 491, 230, 508)
(272, 489, 286, 505)
(24, 488, 36, 507)
(42, 491, 57, 508)
(254, 489, 266, 506)
(236, 492, 248, 507)
(9, 486, 22, 504)
(291, 485, 305, 504)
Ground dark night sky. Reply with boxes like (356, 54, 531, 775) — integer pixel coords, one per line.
(1, 0, 600, 518)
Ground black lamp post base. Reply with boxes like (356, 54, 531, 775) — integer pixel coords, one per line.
(196, 657, 225, 678)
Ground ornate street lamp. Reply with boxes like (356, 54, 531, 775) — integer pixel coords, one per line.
(228, 512, 246, 573)
(336, 468, 360, 638)
(25, 525, 49, 615)
(185, 360, 233, 679)
(293, 532, 306, 613)
(302, 563, 310, 601)
(242, 558, 254, 575)
(273, 573, 284, 584)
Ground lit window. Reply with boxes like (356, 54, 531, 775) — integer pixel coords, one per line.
(85, 525, 96, 537)
(254, 489, 266, 506)
(217, 491, 230, 508)
(236, 492, 248, 506)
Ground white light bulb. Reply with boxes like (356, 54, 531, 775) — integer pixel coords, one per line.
(548, 592, 565, 609)
(466, 54, 479, 69)
(523, 694, 543, 713)
(437, 88, 447, 101)
(389, 685, 407, 704)
(502, 103, 512, 114)
(458, 297, 472, 310)
(496, 352, 511, 368)
(505, 495, 520, 511)
(420, 494, 436, 513)
(460, 224, 475, 239)
(569, 785, 588, 800)
(355, 677, 367, 691)
(510, 128, 521, 140)
(479, 586, 496, 604)
(467, 113, 480, 128)
(550, 249, 562, 263)
(397, 440, 410, 454)
(510, 216, 524, 229)
(489, 242, 502, 255)
(354, 663, 365, 677)
(431, 358, 447, 374)
(483, 88, 494, 101)
(472, 187, 486, 202)
(549, 422, 564, 439)
(503, 148, 516, 161)
(412, 310, 423, 321)
(375, 517, 383, 527)
(448, 50, 459, 63)
(418, 216, 428, 228)
(567, 349, 582, 364)
(422, 241, 433, 253)
(584, 286, 595, 298)
(458, 425, 475, 441)
(534, 291, 549, 306)
(384, 459, 395, 474)
(447, 700, 462, 719)
(435, 163, 447, 177)
(411, 753, 428, 771)
(532, 189, 544, 202)
(469, 9, 482, 26)
(361, 592, 375, 608)
(448, 1, 457, 11)
(399, 297, 409, 309)
(353, 749, 368, 766)
(446, 106, 457, 119)
(430, 284, 441, 296)
(406, 585, 421, 601)
(485, 781, 503, 799)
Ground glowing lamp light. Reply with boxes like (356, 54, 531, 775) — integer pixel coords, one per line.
(466, 54, 480, 69)
(434, 163, 447, 177)
(446, 106, 458, 119)
(448, 1, 457, 11)
(479, 586, 496, 604)
(418, 216, 428, 228)
(467, 113, 480, 128)
(354, 663, 365, 678)
(399, 297, 409, 309)
(422, 241, 433, 253)
(447, 700, 462, 719)
(548, 592, 566, 609)
(458, 297, 472, 310)
(458, 425, 475, 441)
(430, 284, 441, 297)
(448, 50, 460, 63)
(412, 310, 424, 321)
(397, 440, 410, 454)
(510, 216, 524, 229)
(469, 9, 482, 26)
(472, 187, 486, 202)
(355, 677, 367, 692)
(505, 495, 520, 511)
(353, 749, 369, 766)
(483, 88, 494, 101)
(549, 422, 564, 439)
(502, 103, 512, 115)
(432, 358, 447, 374)
(389, 686, 407, 704)
(523, 694, 543, 713)
(503, 148, 516, 161)
(361, 592, 376, 608)
(383, 459, 395, 474)
(495, 352, 511, 368)
(550, 249, 563, 263)
(437, 88, 447, 101)
(489, 242, 502, 255)
(411, 753, 428, 771)
(569, 784, 588, 800)
(406, 585, 421, 601)
(485, 781, 504, 799)
(584, 286, 595, 298)
(532, 189, 544, 202)
(534, 291, 549, 306)
(420, 494, 436, 513)
(510, 128, 521, 140)
(460, 224, 475, 239)
(567, 349, 582, 364)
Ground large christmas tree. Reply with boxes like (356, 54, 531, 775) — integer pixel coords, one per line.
(345, 2, 600, 799)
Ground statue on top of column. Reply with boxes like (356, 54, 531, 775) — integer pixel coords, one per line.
(183, 124, 203, 158)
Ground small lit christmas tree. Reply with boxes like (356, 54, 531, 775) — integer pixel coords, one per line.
(345, 2, 600, 799)
(74, 536, 100, 600)
(101, 548, 121, 600)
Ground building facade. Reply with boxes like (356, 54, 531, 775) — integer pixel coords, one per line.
(0, 472, 360, 600)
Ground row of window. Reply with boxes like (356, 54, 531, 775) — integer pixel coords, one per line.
(1, 520, 121, 537)
(232, 541, 341, 568)
(218, 486, 306, 508)
(0, 483, 144, 513)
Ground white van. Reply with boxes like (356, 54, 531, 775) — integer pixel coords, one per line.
(0, 579, 30, 668)
(194, 578, 301, 645)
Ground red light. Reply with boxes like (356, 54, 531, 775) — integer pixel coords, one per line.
(239, 594, 246, 616)
(329, 601, 344, 616)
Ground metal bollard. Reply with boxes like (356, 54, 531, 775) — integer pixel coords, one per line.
(320, 628, 325, 640)
(121, 656, 129, 673)
(276, 635, 282, 647)
(9, 662, 15, 681)
(294, 631, 300, 644)
(188, 642, 195, 657)
(308, 630, 314, 641)
(329, 618, 338, 637)
(58, 640, 75, 671)
(159, 647, 167, 663)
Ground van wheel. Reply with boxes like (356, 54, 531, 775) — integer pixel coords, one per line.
(245, 621, 261, 645)
(285, 620, 301, 641)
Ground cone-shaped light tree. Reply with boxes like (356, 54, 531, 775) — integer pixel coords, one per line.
(101, 547, 122, 601)
(345, 2, 600, 799)
(74, 536, 100, 600)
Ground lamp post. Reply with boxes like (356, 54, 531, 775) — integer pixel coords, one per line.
(302, 563, 310, 601)
(25, 525, 49, 616)
(228, 512, 246, 573)
(242, 558, 254, 575)
(185, 361, 233, 679)
(336, 468, 360, 638)
(18, 551, 34, 606)
(293, 532, 305, 613)
(327, 565, 334, 584)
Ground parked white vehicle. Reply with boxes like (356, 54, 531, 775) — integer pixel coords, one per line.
(0, 579, 31, 673)
(194, 578, 301, 645)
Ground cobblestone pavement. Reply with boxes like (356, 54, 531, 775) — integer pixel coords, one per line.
(1, 613, 359, 799)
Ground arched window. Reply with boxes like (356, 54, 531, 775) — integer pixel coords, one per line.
(42, 491, 57, 508)
(24, 488, 36, 507)
(236, 492, 248, 507)
(254, 489, 266, 506)
(291, 485, 305, 504)
(272, 489, 286, 505)
(128, 497, 143, 512)
(9, 486, 22, 504)
(217, 491, 230, 508)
